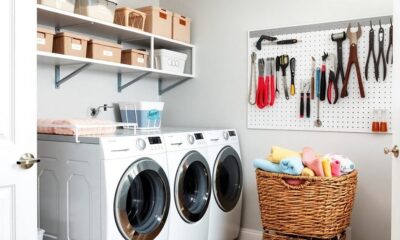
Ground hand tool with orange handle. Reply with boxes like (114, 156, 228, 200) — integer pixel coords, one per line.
(341, 23, 365, 98)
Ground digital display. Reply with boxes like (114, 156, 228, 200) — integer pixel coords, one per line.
(229, 131, 236, 136)
(194, 133, 204, 140)
(148, 137, 162, 144)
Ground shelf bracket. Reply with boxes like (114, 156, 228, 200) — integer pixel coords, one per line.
(55, 63, 92, 89)
(118, 72, 151, 92)
(158, 77, 192, 95)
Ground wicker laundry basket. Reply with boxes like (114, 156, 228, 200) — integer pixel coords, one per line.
(256, 170, 357, 239)
(263, 230, 346, 240)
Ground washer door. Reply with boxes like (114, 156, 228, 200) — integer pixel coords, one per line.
(114, 158, 170, 240)
(213, 146, 243, 212)
(175, 151, 211, 223)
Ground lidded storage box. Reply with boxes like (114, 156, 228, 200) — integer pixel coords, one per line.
(87, 39, 122, 63)
(121, 49, 149, 68)
(173, 13, 191, 43)
(75, 0, 118, 22)
(38, 0, 75, 13)
(37, 27, 55, 52)
(119, 102, 164, 129)
(53, 32, 89, 57)
(154, 49, 188, 74)
(114, 7, 146, 30)
(136, 6, 172, 38)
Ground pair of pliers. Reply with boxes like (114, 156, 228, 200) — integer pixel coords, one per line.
(365, 21, 377, 81)
(266, 58, 276, 106)
(256, 59, 266, 109)
(376, 20, 387, 81)
(386, 18, 393, 64)
(327, 54, 339, 104)
(300, 82, 311, 118)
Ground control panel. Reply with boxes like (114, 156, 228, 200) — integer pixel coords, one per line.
(164, 132, 207, 151)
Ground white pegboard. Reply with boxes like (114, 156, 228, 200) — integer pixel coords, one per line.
(247, 16, 393, 133)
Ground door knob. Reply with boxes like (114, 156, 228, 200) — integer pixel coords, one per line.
(384, 145, 399, 158)
(16, 153, 40, 169)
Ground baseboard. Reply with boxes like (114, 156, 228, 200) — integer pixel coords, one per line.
(239, 228, 263, 240)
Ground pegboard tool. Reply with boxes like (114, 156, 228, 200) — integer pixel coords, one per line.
(376, 20, 387, 81)
(275, 56, 280, 97)
(311, 57, 316, 99)
(316, 67, 321, 99)
(267, 58, 276, 106)
(341, 22, 365, 98)
(365, 21, 377, 81)
(320, 53, 329, 101)
(256, 59, 267, 109)
(386, 18, 393, 64)
(248, 52, 257, 105)
(290, 58, 296, 96)
(256, 35, 277, 50)
(280, 55, 290, 100)
(331, 32, 347, 86)
(327, 54, 339, 104)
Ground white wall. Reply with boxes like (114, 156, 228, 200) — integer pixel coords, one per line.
(159, 0, 393, 239)
(38, 0, 160, 120)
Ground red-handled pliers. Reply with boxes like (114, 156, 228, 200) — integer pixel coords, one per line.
(256, 59, 267, 109)
(327, 54, 339, 104)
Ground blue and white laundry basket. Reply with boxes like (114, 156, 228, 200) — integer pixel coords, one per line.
(119, 102, 164, 129)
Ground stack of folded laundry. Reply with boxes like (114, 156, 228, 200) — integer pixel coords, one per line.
(37, 119, 117, 136)
(253, 146, 355, 177)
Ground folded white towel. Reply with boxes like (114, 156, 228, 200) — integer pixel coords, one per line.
(37, 119, 116, 136)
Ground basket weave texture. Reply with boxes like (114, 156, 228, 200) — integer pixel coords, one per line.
(263, 231, 346, 240)
(256, 169, 357, 239)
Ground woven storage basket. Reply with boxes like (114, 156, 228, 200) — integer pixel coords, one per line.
(256, 170, 357, 239)
(263, 230, 346, 240)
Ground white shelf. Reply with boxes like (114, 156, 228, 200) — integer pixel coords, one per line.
(37, 51, 194, 80)
(37, 4, 194, 50)
(37, 4, 195, 94)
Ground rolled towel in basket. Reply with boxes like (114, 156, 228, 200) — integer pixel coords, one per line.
(327, 154, 355, 174)
(302, 147, 324, 177)
(301, 167, 315, 177)
(279, 157, 304, 175)
(322, 158, 332, 177)
(267, 146, 301, 163)
(330, 159, 341, 177)
(253, 159, 281, 173)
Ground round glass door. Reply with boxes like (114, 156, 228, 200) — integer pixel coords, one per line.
(213, 146, 243, 212)
(114, 158, 170, 240)
(175, 151, 211, 223)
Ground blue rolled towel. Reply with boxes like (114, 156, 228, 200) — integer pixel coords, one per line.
(279, 156, 304, 175)
(253, 158, 281, 173)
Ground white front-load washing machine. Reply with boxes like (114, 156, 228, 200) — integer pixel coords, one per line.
(38, 131, 170, 240)
(205, 129, 243, 240)
(163, 131, 211, 240)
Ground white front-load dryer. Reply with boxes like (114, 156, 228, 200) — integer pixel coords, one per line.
(205, 129, 243, 240)
(38, 132, 170, 240)
(163, 131, 211, 240)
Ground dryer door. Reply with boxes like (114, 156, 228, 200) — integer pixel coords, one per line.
(114, 158, 170, 240)
(175, 151, 211, 223)
(213, 146, 243, 212)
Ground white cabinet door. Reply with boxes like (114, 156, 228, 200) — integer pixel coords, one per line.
(0, 0, 37, 239)
(393, 0, 400, 238)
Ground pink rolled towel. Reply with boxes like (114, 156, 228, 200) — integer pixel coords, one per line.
(330, 159, 341, 177)
(302, 147, 324, 177)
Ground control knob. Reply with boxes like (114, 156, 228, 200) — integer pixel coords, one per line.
(136, 138, 146, 150)
(187, 134, 195, 144)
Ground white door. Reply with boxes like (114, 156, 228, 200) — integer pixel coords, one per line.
(0, 0, 37, 239)
(392, 0, 400, 238)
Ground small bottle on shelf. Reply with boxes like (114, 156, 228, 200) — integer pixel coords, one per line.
(371, 109, 380, 133)
(379, 109, 388, 133)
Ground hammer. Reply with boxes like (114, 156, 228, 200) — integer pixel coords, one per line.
(331, 32, 347, 88)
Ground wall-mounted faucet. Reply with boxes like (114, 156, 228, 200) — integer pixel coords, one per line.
(90, 104, 114, 118)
